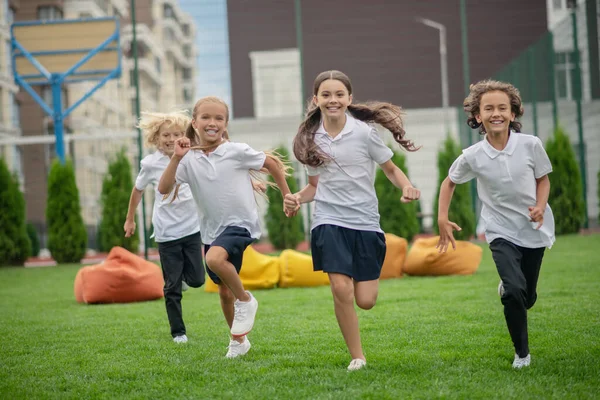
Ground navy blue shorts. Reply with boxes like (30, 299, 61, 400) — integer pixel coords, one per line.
(204, 226, 255, 285)
(311, 224, 386, 282)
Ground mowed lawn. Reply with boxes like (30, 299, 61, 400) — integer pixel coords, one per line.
(0, 234, 599, 400)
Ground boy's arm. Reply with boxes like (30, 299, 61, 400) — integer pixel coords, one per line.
(124, 187, 143, 237)
(436, 177, 462, 253)
(379, 159, 420, 202)
(528, 175, 550, 229)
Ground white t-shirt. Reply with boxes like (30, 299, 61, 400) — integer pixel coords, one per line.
(449, 132, 555, 248)
(175, 141, 266, 244)
(135, 151, 200, 243)
(306, 114, 394, 232)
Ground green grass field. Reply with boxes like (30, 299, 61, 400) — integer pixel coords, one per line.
(1, 234, 599, 399)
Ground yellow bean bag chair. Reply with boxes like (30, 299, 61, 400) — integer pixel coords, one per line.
(403, 236, 482, 276)
(279, 249, 330, 288)
(380, 233, 408, 280)
(205, 246, 280, 293)
(74, 246, 164, 304)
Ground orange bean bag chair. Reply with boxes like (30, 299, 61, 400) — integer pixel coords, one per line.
(403, 236, 482, 276)
(279, 249, 330, 288)
(380, 233, 408, 280)
(74, 246, 164, 304)
(205, 246, 280, 293)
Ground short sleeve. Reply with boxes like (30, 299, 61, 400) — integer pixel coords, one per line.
(532, 137, 552, 179)
(134, 159, 152, 190)
(175, 155, 189, 184)
(448, 153, 476, 184)
(367, 128, 394, 164)
(306, 165, 320, 177)
(237, 143, 267, 171)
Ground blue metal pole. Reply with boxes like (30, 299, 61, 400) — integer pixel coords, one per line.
(51, 74, 66, 164)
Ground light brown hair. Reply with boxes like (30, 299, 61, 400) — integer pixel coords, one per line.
(463, 79, 524, 134)
(293, 70, 419, 167)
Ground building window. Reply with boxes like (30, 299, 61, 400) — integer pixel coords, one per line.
(131, 98, 137, 116)
(182, 68, 192, 80)
(183, 45, 191, 57)
(555, 51, 575, 100)
(155, 57, 161, 73)
(37, 6, 63, 21)
(553, 0, 563, 9)
(11, 94, 20, 128)
(7, 6, 15, 25)
(182, 24, 190, 36)
(183, 88, 192, 103)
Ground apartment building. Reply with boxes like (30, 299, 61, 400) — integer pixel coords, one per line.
(12, 0, 196, 247)
(0, 0, 21, 181)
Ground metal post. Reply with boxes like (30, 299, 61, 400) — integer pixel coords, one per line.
(295, 0, 311, 241)
(459, 0, 478, 218)
(570, 6, 589, 229)
(528, 48, 539, 136)
(416, 18, 449, 134)
(548, 32, 558, 130)
(51, 75, 65, 164)
(131, 0, 149, 258)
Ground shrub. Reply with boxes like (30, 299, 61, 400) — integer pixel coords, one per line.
(432, 135, 476, 240)
(265, 147, 304, 250)
(46, 159, 87, 263)
(545, 126, 585, 234)
(98, 149, 139, 252)
(0, 159, 31, 266)
(375, 150, 420, 241)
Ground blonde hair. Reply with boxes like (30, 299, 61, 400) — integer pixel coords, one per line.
(137, 110, 191, 148)
(463, 79, 524, 134)
(136, 110, 190, 202)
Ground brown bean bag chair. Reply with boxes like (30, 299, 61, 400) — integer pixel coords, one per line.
(279, 249, 329, 288)
(380, 233, 408, 279)
(403, 236, 482, 276)
(74, 246, 164, 304)
(205, 246, 280, 293)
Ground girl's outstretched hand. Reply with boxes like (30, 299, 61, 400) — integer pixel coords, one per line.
(401, 186, 420, 203)
(174, 137, 191, 158)
(436, 219, 462, 253)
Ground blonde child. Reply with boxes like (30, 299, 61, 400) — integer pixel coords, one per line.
(436, 80, 555, 369)
(124, 111, 204, 344)
(158, 96, 294, 358)
(284, 70, 420, 371)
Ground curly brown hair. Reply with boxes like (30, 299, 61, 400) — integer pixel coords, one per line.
(293, 70, 418, 168)
(463, 79, 524, 134)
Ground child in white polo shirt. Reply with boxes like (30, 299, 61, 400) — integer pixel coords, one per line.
(436, 79, 555, 369)
(159, 96, 294, 359)
(284, 70, 421, 371)
(124, 110, 204, 344)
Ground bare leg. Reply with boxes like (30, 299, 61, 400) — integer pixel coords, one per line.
(329, 273, 365, 361)
(218, 284, 244, 343)
(354, 279, 379, 310)
(205, 246, 250, 302)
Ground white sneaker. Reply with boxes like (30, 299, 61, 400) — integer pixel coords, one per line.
(226, 338, 251, 358)
(347, 358, 367, 371)
(498, 280, 505, 297)
(173, 334, 188, 344)
(182, 281, 189, 292)
(231, 291, 258, 337)
(512, 354, 531, 369)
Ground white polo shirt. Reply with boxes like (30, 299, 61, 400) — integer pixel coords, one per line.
(449, 132, 555, 248)
(175, 141, 266, 244)
(307, 114, 394, 232)
(135, 151, 200, 243)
